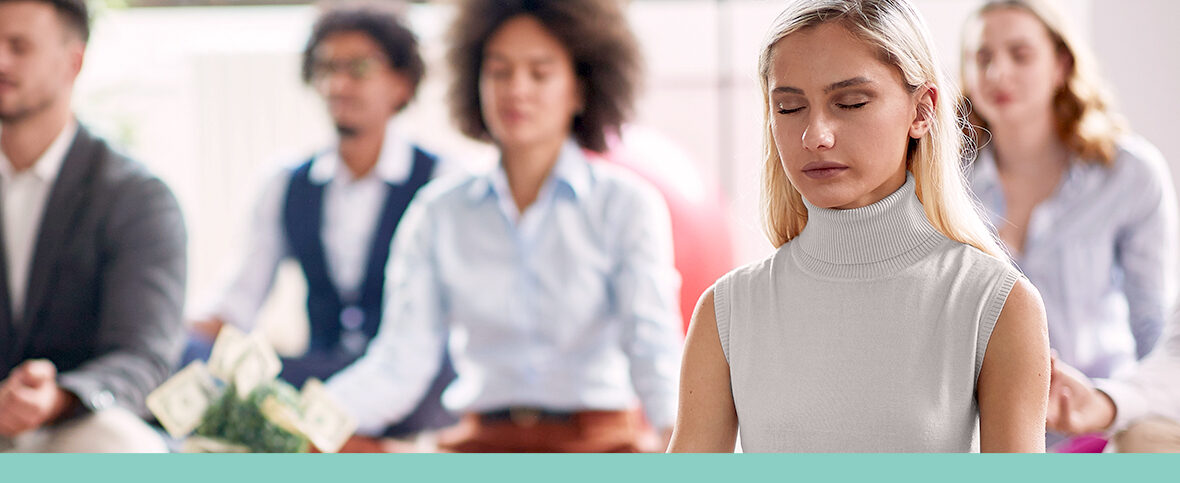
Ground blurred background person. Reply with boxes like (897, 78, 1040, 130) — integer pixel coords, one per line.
(961, 0, 1177, 381)
(183, 4, 457, 444)
(326, 0, 683, 453)
(0, 0, 186, 452)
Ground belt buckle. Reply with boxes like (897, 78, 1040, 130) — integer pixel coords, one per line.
(508, 407, 542, 427)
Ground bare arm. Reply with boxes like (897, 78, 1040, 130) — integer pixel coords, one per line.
(1046, 353, 1116, 435)
(978, 278, 1050, 452)
(667, 288, 738, 452)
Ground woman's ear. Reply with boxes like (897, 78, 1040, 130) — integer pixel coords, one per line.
(1055, 50, 1073, 90)
(910, 83, 938, 139)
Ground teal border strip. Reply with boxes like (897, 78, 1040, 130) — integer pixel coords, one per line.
(2, 453, 1175, 483)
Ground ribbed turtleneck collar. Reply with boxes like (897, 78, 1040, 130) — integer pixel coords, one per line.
(793, 173, 945, 279)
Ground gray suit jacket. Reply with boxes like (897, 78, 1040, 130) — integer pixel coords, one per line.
(0, 124, 187, 418)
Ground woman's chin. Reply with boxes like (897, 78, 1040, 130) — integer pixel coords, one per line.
(800, 191, 855, 210)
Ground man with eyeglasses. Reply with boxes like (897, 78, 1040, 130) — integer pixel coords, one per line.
(185, 5, 457, 448)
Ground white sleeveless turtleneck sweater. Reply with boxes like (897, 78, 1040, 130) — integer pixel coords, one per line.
(715, 175, 1020, 452)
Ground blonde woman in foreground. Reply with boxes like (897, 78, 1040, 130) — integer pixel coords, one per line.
(668, 0, 1049, 452)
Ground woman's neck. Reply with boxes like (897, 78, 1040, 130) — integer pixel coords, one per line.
(501, 137, 565, 213)
(989, 113, 1070, 175)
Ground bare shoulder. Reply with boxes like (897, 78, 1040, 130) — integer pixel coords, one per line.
(686, 286, 718, 343)
(984, 276, 1049, 372)
(999, 277, 1046, 325)
(682, 285, 727, 372)
(979, 277, 1050, 452)
(669, 284, 738, 453)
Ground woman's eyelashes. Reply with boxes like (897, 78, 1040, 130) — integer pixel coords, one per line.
(775, 100, 869, 115)
(837, 101, 869, 110)
(834, 92, 872, 110)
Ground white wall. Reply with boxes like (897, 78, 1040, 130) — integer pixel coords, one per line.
(1090, 0, 1180, 209)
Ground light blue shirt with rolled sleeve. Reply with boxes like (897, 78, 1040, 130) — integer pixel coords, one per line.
(327, 140, 684, 434)
(967, 136, 1178, 379)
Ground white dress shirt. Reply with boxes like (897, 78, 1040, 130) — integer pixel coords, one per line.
(327, 140, 684, 435)
(0, 120, 78, 319)
(968, 136, 1178, 379)
(207, 121, 447, 329)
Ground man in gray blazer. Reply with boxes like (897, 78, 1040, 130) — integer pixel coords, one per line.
(0, 0, 186, 452)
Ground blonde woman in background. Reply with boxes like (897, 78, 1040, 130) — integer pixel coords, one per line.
(961, 0, 1177, 383)
(960, 0, 1180, 452)
(668, 0, 1048, 452)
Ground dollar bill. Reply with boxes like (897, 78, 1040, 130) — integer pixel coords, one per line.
(182, 435, 250, 453)
(232, 334, 282, 396)
(260, 395, 304, 437)
(146, 361, 221, 438)
(207, 325, 249, 382)
(298, 379, 356, 453)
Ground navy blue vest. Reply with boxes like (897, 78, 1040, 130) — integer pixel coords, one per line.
(281, 147, 457, 436)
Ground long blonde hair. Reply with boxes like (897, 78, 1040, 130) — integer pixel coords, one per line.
(758, 0, 1006, 260)
(960, 0, 1125, 165)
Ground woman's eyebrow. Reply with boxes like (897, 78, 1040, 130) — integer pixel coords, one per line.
(771, 76, 873, 95)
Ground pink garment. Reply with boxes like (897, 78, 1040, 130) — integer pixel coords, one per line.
(1053, 434, 1109, 453)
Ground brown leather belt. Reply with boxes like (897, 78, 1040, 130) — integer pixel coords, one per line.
(478, 407, 579, 427)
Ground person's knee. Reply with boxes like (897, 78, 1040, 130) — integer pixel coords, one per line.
(1113, 416, 1180, 453)
(40, 408, 168, 453)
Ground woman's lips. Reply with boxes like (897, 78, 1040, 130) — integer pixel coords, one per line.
(500, 109, 528, 124)
(801, 161, 849, 180)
